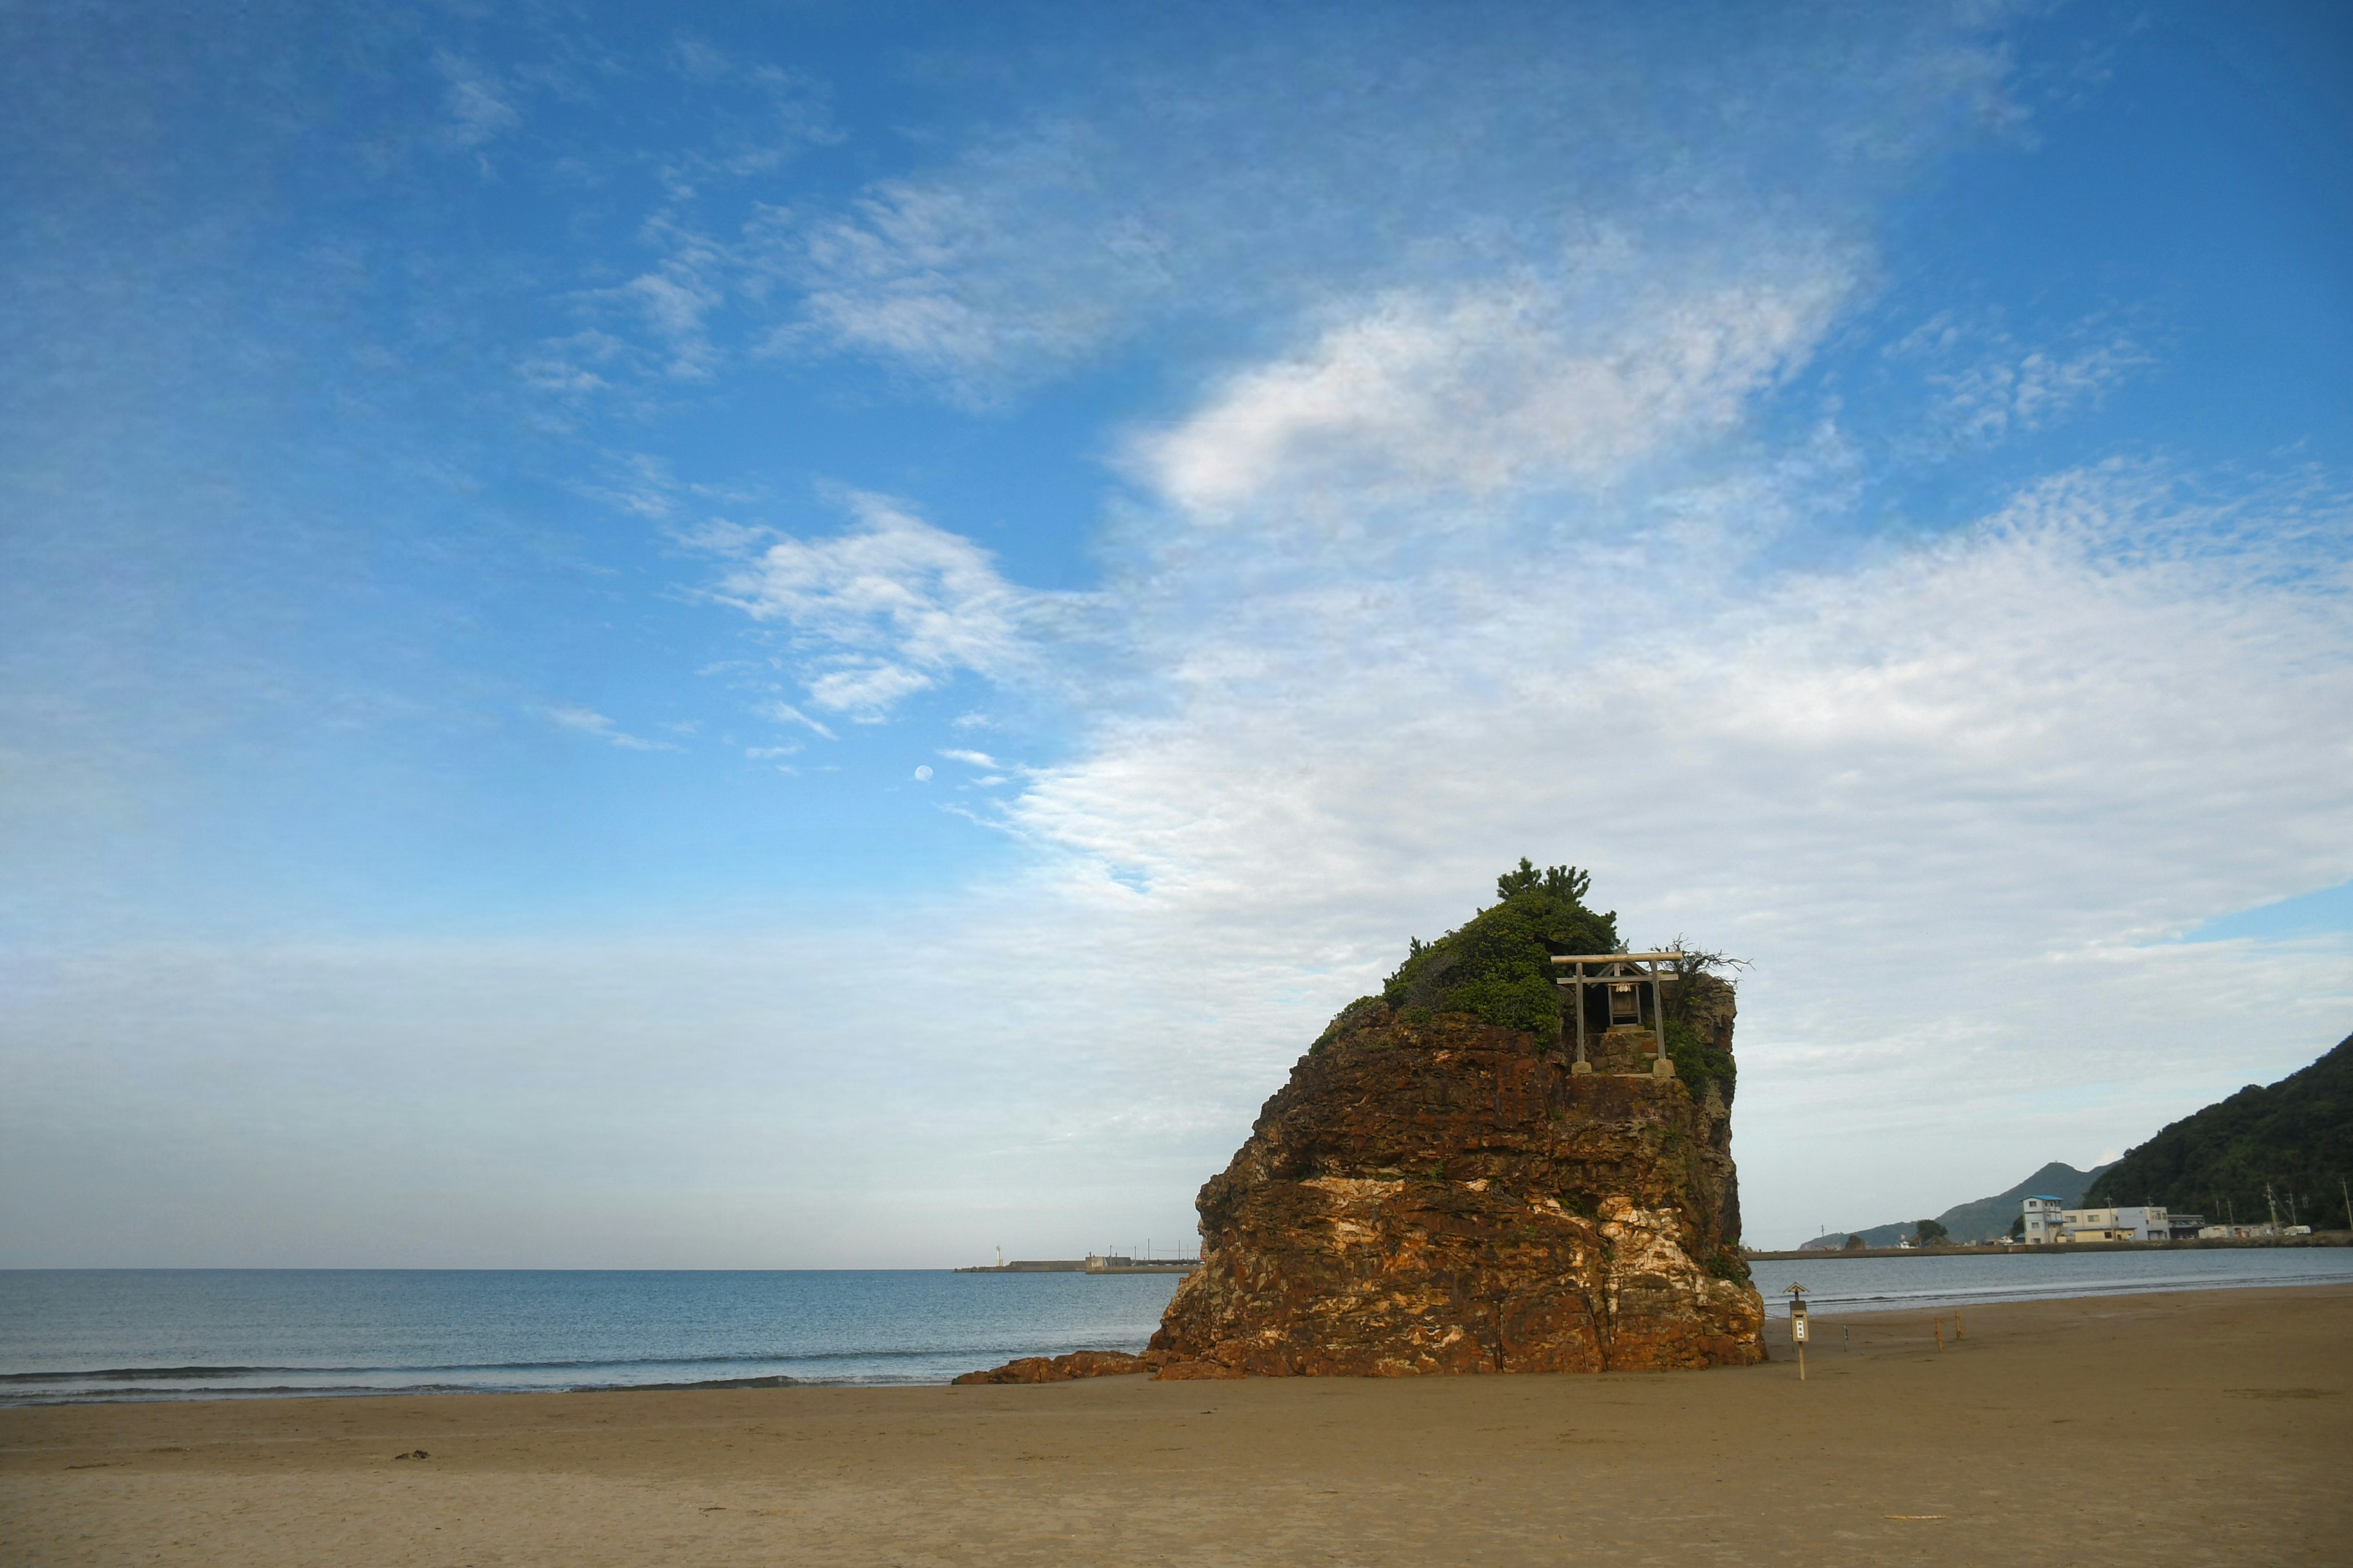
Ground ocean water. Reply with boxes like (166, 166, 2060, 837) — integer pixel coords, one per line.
(6, 1249, 2347, 1404)
(0, 1270, 1180, 1405)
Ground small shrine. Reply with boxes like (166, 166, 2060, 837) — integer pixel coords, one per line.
(1550, 953, 1681, 1077)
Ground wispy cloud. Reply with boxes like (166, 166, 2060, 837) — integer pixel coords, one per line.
(661, 36, 844, 189)
(598, 220, 730, 381)
(1895, 311, 2158, 450)
(778, 126, 1172, 404)
(544, 705, 681, 752)
(759, 11, 2015, 404)
(718, 492, 1058, 719)
(432, 51, 522, 151)
(757, 702, 836, 741)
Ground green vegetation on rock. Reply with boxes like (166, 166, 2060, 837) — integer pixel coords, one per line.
(1664, 1015, 1737, 1110)
(1381, 860, 1618, 1037)
(2083, 1032, 2353, 1229)
(1313, 862, 1744, 1110)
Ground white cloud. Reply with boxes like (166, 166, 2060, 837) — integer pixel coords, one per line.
(1129, 257, 1851, 519)
(976, 461, 2353, 1244)
(544, 705, 681, 752)
(719, 492, 1052, 719)
(938, 748, 998, 768)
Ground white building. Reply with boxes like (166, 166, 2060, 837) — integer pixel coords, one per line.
(2057, 1205, 2169, 1243)
(2020, 1195, 2067, 1244)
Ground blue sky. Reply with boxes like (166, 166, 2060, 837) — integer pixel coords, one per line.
(4, 1, 2349, 1263)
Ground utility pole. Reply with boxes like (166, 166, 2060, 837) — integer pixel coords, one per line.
(2340, 1176, 2350, 1233)
(2265, 1183, 2280, 1234)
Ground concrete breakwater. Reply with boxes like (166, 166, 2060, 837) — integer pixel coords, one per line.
(954, 1255, 1201, 1275)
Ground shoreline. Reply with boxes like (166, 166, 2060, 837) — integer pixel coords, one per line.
(1751, 1230, 2353, 1259)
(5, 1284, 2347, 1565)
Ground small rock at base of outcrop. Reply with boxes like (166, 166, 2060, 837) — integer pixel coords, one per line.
(392, 1450, 429, 1460)
(952, 1349, 1168, 1385)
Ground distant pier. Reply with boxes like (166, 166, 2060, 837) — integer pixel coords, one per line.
(955, 1254, 1201, 1274)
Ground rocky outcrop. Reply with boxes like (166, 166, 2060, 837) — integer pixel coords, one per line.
(952, 1349, 1167, 1384)
(1147, 993, 1764, 1377)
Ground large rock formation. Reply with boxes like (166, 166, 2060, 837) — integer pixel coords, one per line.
(1148, 974, 1764, 1376)
(946, 865, 1766, 1388)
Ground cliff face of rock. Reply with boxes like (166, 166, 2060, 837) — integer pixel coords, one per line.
(1149, 990, 1764, 1376)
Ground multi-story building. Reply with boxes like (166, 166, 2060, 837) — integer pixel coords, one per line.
(2057, 1205, 2170, 1242)
(2023, 1200, 2193, 1244)
(2020, 1194, 2067, 1243)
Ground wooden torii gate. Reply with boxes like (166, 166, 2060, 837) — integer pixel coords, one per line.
(1549, 953, 1681, 1077)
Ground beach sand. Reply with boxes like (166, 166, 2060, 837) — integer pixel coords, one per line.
(4, 1284, 2347, 1566)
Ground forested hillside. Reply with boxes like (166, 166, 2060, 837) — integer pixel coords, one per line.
(2084, 1033, 2353, 1229)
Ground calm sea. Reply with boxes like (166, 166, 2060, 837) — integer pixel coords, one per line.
(0, 1270, 1180, 1405)
(6, 1250, 2348, 1404)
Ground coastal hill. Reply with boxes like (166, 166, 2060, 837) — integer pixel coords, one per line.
(1145, 862, 1764, 1376)
(2084, 1032, 2353, 1230)
(1803, 1160, 2117, 1249)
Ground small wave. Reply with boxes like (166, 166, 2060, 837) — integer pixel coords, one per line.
(0, 1344, 1072, 1384)
(0, 1382, 480, 1407)
(0, 1365, 275, 1384)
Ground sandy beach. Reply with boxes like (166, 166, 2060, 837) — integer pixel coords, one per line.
(4, 1284, 2347, 1566)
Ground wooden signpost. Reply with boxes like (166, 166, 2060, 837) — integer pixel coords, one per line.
(1786, 1283, 1809, 1381)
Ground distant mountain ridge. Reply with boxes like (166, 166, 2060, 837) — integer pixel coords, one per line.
(1801, 1160, 2116, 1249)
(2084, 1032, 2352, 1230)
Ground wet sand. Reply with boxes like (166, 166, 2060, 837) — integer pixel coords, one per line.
(4, 1284, 2347, 1566)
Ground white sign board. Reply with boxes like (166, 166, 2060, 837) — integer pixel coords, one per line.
(1791, 1315, 1808, 1342)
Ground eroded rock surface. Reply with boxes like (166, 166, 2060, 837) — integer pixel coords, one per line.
(1147, 996, 1764, 1377)
(952, 1349, 1166, 1385)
